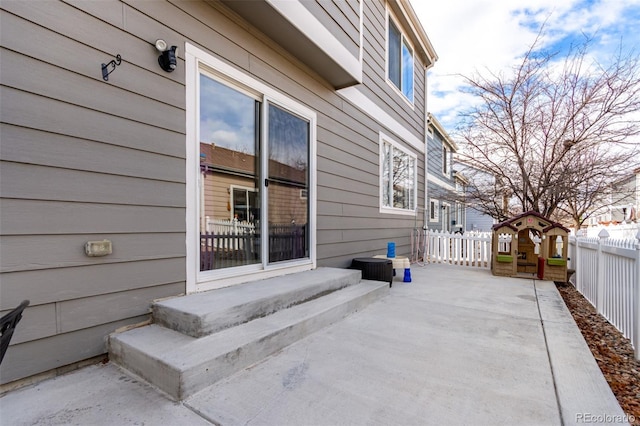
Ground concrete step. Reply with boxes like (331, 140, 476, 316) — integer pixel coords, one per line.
(153, 268, 362, 337)
(109, 278, 389, 400)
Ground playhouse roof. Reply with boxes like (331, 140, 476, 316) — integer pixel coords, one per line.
(492, 210, 570, 233)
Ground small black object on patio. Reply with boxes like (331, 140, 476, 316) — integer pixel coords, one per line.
(350, 258, 393, 287)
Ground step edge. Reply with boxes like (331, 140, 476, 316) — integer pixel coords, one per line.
(110, 281, 388, 399)
(154, 270, 363, 337)
(178, 282, 389, 398)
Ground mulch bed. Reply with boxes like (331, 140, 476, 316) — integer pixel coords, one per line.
(555, 281, 640, 425)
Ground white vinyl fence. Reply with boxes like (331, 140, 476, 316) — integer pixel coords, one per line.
(569, 230, 640, 361)
(412, 230, 492, 268)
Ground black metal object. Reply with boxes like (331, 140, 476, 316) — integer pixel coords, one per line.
(0, 300, 29, 365)
(158, 46, 178, 72)
(101, 54, 122, 81)
(350, 258, 393, 287)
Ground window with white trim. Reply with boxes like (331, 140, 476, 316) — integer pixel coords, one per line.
(380, 134, 416, 213)
(455, 201, 463, 226)
(429, 199, 439, 222)
(387, 15, 414, 102)
(442, 145, 451, 176)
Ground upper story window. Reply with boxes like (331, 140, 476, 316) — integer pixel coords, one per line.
(388, 16, 414, 103)
(380, 133, 416, 214)
(442, 145, 451, 177)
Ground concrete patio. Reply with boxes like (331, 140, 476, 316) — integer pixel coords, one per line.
(0, 264, 628, 425)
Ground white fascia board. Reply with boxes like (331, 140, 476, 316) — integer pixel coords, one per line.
(427, 113, 458, 152)
(397, 0, 438, 66)
(427, 172, 456, 191)
(338, 86, 424, 154)
(267, 0, 362, 84)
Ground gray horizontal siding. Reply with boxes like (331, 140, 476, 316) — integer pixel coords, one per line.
(1, 1, 186, 99)
(4, 283, 183, 345)
(0, 258, 186, 310)
(0, 0, 428, 383)
(359, 0, 426, 139)
(427, 131, 454, 185)
(1, 0, 188, 383)
(0, 124, 185, 183)
(1, 199, 185, 236)
(0, 315, 148, 384)
(0, 86, 184, 158)
(1, 233, 185, 273)
(301, 0, 360, 58)
(466, 208, 496, 232)
(1, 48, 184, 133)
(0, 161, 185, 206)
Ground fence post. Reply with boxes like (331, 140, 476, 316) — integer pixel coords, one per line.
(577, 236, 584, 292)
(634, 230, 640, 361)
(596, 229, 609, 314)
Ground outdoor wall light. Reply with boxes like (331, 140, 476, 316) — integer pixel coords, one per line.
(156, 39, 178, 72)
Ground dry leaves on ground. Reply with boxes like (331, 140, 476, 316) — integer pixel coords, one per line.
(555, 282, 640, 425)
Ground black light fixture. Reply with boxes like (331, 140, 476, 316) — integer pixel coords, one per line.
(101, 54, 122, 81)
(156, 39, 178, 73)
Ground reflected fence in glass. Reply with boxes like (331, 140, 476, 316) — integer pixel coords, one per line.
(200, 222, 307, 270)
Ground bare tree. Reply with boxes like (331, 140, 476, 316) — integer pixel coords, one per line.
(457, 30, 640, 225)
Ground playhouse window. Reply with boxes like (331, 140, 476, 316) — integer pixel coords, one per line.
(498, 233, 512, 254)
(549, 235, 564, 258)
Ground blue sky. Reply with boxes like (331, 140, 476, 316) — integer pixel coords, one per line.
(411, 0, 640, 131)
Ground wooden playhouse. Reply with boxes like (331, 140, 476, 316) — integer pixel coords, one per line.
(491, 211, 569, 281)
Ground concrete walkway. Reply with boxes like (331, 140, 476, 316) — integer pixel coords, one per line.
(0, 264, 628, 425)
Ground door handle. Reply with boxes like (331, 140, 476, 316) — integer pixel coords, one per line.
(265, 178, 269, 187)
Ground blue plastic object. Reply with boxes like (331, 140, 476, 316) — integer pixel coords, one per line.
(387, 242, 396, 258)
(403, 268, 412, 283)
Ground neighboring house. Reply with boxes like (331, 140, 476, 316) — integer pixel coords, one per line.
(465, 205, 499, 233)
(458, 164, 500, 233)
(610, 168, 640, 223)
(0, 0, 437, 383)
(586, 168, 640, 225)
(425, 113, 465, 232)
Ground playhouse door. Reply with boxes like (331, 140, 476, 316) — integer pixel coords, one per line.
(516, 230, 538, 274)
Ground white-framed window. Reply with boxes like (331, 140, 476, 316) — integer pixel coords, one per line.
(442, 145, 451, 177)
(230, 185, 258, 222)
(429, 199, 439, 222)
(442, 202, 450, 231)
(455, 201, 463, 226)
(380, 132, 416, 214)
(387, 13, 414, 103)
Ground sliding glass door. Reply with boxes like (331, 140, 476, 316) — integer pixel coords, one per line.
(197, 73, 310, 274)
(267, 104, 309, 263)
(199, 74, 261, 271)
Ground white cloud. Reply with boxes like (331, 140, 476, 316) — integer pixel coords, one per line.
(411, 0, 640, 130)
